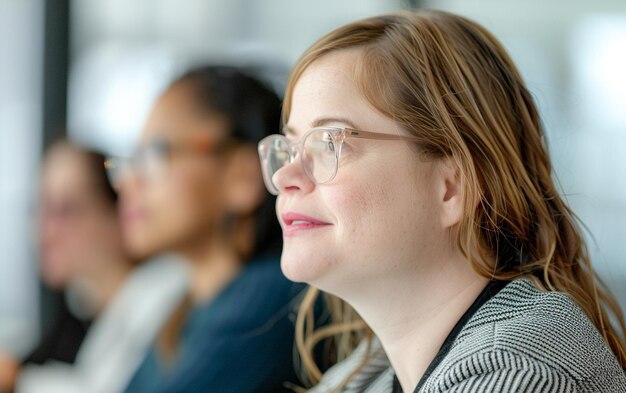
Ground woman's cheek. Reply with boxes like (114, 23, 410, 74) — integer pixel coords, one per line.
(324, 165, 391, 239)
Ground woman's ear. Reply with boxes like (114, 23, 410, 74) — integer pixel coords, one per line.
(221, 145, 265, 215)
(438, 158, 464, 229)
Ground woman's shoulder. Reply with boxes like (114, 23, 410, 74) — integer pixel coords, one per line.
(459, 278, 611, 352)
(431, 278, 626, 392)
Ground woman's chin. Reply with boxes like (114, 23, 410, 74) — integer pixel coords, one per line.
(123, 235, 160, 260)
(280, 251, 329, 285)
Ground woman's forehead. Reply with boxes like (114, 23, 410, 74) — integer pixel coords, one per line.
(294, 50, 362, 97)
(286, 50, 397, 138)
(289, 54, 360, 119)
(43, 156, 92, 197)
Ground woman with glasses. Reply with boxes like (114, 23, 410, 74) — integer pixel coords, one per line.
(109, 66, 303, 393)
(258, 10, 626, 392)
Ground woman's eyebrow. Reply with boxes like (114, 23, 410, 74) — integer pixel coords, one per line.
(311, 117, 358, 129)
(282, 117, 359, 136)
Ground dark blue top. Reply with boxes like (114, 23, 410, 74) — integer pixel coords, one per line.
(123, 256, 305, 393)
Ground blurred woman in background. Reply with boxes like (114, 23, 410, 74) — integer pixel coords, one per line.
(38, 141, 132, 321)
(6, 140, 188, 393)
(110, 65, 303, 393)
(0, 140, 132, 392)
(0, 140, 130, 392)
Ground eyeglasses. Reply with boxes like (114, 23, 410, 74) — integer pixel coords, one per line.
(105, 134, 233, 188)
(257, 126, 421, 195)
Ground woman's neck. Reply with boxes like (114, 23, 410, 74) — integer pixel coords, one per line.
(69, 258, 131, 317)
(96, 261, 131, 308)
(345, 251, 488, 393)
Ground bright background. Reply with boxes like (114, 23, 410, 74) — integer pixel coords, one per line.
(1, 0, 625, 355)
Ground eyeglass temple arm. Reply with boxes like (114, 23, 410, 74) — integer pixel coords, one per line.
(344, 128, 421, 141)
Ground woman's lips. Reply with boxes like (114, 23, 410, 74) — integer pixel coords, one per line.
(281, 211, 331, 237)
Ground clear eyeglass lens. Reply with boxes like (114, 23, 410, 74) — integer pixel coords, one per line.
(262, 137, 291, 194)
(260, 129, 340, 194)
(303, 129, 338, 183)
(269, 138, 291, 175)
(137, 142, 169, 182)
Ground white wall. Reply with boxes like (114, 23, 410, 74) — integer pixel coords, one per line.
(0, 0, 43, 356)
(67, 0, 404, 154)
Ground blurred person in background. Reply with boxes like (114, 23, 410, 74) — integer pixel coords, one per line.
(0, 140, 129, 392)
(6, 140, 188, 393)
(110, 65, 303, 393)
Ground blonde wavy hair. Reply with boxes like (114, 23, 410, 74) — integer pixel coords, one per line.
(281, 9, 626, 387)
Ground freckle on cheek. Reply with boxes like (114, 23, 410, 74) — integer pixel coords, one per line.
(339, 180, 389, 237)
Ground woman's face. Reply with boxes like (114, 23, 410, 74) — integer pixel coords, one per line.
(40, 149, 123, 288)
(275, 49, 451, 296)
(117, 84, 230, 258)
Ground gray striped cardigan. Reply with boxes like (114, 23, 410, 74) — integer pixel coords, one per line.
(308, 279, 626, 392)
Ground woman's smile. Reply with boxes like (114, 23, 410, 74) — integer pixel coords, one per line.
(281, 211, 332, 237)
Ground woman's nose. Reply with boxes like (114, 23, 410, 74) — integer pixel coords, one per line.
(272, 155, 315, 195)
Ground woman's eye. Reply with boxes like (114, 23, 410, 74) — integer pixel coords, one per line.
(325, 140, 335, 152)
(320, 134, 335, 152)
